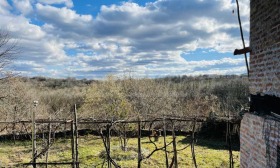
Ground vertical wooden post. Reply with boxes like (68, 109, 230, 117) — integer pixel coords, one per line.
(64, 123, 67, 139)
(171, 120, 178, 168)
(32, 101, 38, 168)
(46, 116, 52, 168)
(74, 104, 79, 168)
(13, 106, 17, 144)
(124, 124, 127, 151)
(12, 122, 16, 144)
(106, 124, 111, 168)
(227, 122, 234, 168)
(163, 117, 169, 168)
(191, 119, 197, 168)
(71, 121, 76, 168)
(137, 119, 142, 168)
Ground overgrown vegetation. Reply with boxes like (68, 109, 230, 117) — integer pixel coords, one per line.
(0, 75, 247, 167)
(0, 74, 249, 122)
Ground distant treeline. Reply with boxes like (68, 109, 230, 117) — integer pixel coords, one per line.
(20, 76, 96, 89)
(19, 74, 247, 88)
(0, 75, 249, 123)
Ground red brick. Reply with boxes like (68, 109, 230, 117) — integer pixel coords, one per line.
(240, 113, 280, 168)
(249, 0, 280, 96)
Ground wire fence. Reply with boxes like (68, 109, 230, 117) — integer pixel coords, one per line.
(0, 108, 240, 168)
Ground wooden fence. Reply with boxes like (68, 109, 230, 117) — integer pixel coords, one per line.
(0, 109, 240, 168)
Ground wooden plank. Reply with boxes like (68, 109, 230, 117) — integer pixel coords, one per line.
(74, 104, 79, 168)
(23, 162, 79, 165)
(233, 47, 251, 55)
(71, 121, 76, 168)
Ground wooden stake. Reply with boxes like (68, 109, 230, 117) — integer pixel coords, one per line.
(71, 121, 76, 168)
(32, 103, 37, 168)
(74, 104, 79, 168)
(137, 119, 142, 168)
(191, 120, 197, 168)
(106, 124, 111, 168)
(13, 106, 16, 144)
(171, 120, 178, 168)
(163, 117, 169, 168)
(46, 116, 52, 168)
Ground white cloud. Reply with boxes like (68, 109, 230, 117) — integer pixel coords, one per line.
(42, 39, 68, 63)
(36, 3, 92, 23)
(12, 0, 33, 15)
(0, 15, 45, 40)
(190, 66, 247, 76)
(192, 17, 238, 33)
(37, 0, 73, 8)
(36, 3, 93, 38)
(0, 12, 69, 76)
(3, 0, 250, 78)
(0, 0, 12, 15)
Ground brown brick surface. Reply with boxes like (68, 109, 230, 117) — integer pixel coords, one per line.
(240, 113, 280, 168)
(249, 0, 280, 97)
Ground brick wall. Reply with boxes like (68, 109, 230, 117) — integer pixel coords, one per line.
(240, 113, 280, 167)
(240, 1, 280, 167)
(249, 0, 280, 97)
(240, 0, 280, 168)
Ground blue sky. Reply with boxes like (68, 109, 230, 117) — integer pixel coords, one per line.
(0, 0, 250, 79)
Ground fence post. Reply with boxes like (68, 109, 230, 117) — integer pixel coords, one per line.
(32, 101, 38, 168)
(191, 119, 197, 168)
(13, 106, 17, 144)
(71, 121, 76, 168)
(106, 124, 111, 168)
(227, 121, 234, 168)
(45, 116, 51, 168)
(163, 117, 169, 168)
(137, 119, 142, 168)
(171, 119, 178, 168)
(74, 104, 79, 168)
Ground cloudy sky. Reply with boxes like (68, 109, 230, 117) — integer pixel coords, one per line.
(0, 0, 250, 79)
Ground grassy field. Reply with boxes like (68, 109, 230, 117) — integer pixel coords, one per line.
(0, 135, 240, 167)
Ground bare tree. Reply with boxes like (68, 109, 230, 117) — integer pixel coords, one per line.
(0, 30, 18, 101)
(0, 30, 17, 79)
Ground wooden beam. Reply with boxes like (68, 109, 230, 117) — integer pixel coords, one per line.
(233, 47, 251, 55)
(23, 162, 79, 165)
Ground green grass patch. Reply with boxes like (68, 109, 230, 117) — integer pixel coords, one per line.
(0, 135, 239, 167)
